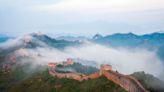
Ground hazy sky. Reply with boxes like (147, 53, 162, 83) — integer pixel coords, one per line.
(1, 0, 164, 36)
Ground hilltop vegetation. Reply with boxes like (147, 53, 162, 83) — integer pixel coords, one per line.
(0, 66, 127, 92)
(132, 71, 164, 92)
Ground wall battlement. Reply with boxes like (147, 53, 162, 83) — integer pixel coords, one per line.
(48, 59, 149, 92)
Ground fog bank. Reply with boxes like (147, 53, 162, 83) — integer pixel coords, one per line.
(12, 42, 163, 80)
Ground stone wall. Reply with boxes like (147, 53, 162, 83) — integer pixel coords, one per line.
(48, 63, 148, 92)
(49, 71, 84, 81)
(87, 71, 100, 79)
(103, 71, 148, 92)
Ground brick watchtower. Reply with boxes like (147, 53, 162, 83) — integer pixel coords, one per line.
(100, 64, 112, 75)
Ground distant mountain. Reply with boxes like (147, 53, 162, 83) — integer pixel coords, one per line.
(22, 32, 82, 48)
(92, 33, 103, 40)
(24, 33, 80, 49)
(157, 45, 164, 61)
(0, 32, 81, 57)
(92, 32, 164, 62)
(0, 34, 12, 43)
(56, 36, 88, 42)
(92, 32, 164, 48)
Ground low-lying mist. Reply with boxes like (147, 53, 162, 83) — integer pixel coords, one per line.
(1, 40, 164, 80)
(11, 42, 163, 80)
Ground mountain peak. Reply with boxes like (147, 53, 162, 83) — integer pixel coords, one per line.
(156, 30, 164, 33)
(29, 32, 46, 37)
(93, 33, 103, 40)
(126, 32, 135, 35)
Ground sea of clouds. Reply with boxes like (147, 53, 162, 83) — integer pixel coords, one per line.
(1, 39, 164, 80)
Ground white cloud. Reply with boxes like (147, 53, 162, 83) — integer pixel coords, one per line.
(14, 43, 164, 80)
(32, 0, 164, 13)
(64, 43, 163, 77)
(1, 0, 164, 35)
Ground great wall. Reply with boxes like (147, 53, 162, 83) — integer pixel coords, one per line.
(48, 58, 149, 92)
